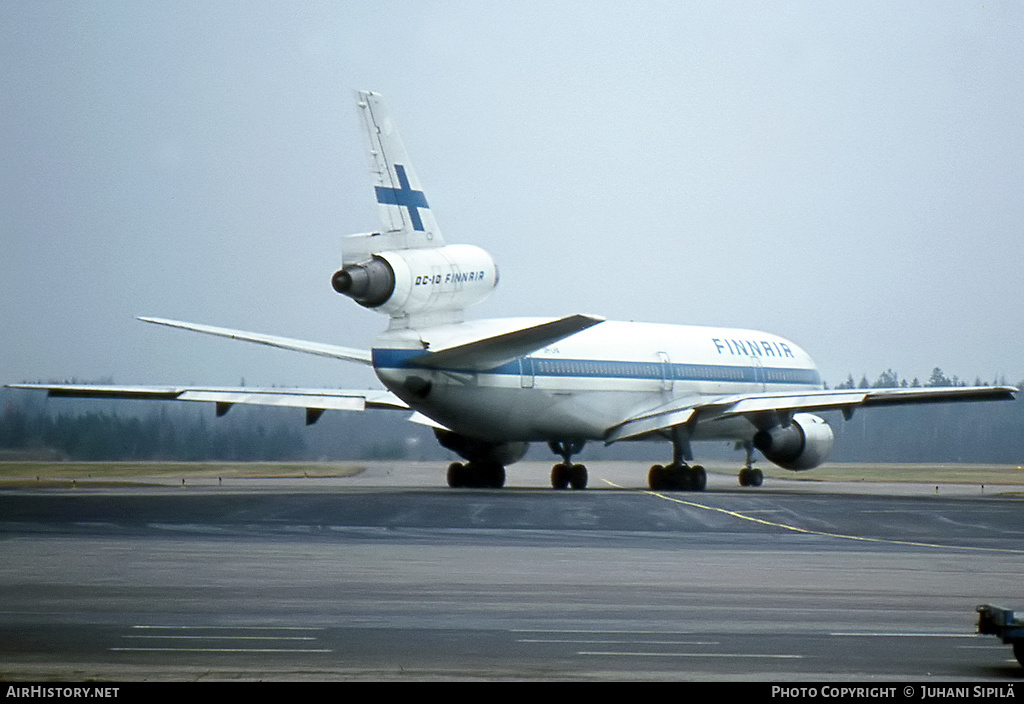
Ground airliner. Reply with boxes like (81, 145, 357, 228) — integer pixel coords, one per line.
(11, 91, 1016, 491)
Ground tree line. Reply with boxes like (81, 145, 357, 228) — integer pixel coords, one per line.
(1, 369, 1022, 464)
(825, 367, 1023, 463)
(833, 367, 1012, 391)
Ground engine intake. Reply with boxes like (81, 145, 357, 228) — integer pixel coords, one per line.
(752, 413, 834, 471)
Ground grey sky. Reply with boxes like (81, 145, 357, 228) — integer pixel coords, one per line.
(3, 1, 1022, 392)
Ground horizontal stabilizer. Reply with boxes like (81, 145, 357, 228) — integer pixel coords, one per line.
(138, 317, 372, 366)
(407, 314, 605, 372)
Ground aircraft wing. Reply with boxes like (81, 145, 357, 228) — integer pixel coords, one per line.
(606, 384, 1018, 443)
(6, 383, 408, 425)
(604, 401, 699, 444)
(702, 385, 1018, 418)
(138, 317, 373, 366)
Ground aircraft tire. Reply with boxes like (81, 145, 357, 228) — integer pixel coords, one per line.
(494, 464, 507, 488)
(569, 464, 588, 490)
(648, 464, 666, 490)
(655, 463, 704, 491)
(551, 463, 570, 490)
(449, 461, 505, 488)
(667, 465, 687, 490)
(482, 462, 506, 489)
(447, 462, 466, 488)
(466, 461, 505, 488)
(690, 465, 707, 491)
(739, 467, 764, 487)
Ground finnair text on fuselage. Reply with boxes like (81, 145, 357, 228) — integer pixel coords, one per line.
(712, 337, 795, 358)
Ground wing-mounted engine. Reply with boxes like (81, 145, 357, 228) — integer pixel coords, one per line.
(752, 413, 834, 471)
(332, 242, 498, 318)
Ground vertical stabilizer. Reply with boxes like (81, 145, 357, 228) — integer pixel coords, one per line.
(355, 91, 444, 251)
(336, 92, 497, 326)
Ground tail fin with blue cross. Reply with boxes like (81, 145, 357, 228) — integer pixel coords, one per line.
(354, 91, 444, 251)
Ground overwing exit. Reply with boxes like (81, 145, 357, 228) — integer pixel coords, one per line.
(11, 91, 1017, 491)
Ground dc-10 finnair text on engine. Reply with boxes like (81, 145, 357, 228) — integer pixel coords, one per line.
(11, 92, 1017, 490)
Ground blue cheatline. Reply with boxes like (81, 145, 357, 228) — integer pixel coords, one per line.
(371, 348, 822, 386)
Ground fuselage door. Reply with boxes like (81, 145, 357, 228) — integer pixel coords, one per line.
(520, 355, 535, 389)
(658, 351, 673, 392)
(749, 353, 766, 392)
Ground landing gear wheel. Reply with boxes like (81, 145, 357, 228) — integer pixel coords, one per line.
(448, 461, 505, 488)
(480, 462, 506, 489)
(552, 463, 588, 489)
(648, 464, 666, 490)
(551, 463, 570, 490)
(569, 464, 588, 490)
(690, 465, 707, 491)
(649, 463, 706, 491)
(447, 462, 466, 488)
(739, 467, 764, 487)
(549, 440, 588, 490)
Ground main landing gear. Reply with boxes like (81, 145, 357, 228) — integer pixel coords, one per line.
(549, 440, 588, 490)
(446, 461, 506, 488)
(647, 425, 706, 492)
(648, 463, 706, 491)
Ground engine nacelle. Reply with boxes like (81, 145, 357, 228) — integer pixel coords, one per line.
(332, 244, 498, 317)
(752, 413, 834, 471)
(434, 429, 529, 467)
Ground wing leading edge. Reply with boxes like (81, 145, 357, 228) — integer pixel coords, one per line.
(606, 384, 1018, 443)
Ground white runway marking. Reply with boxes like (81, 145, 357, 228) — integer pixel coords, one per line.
(113, 625, 330, 653)
(830, 632, 981, 638)
(577, 651, 803, 659)
(111, 647, 331, 653)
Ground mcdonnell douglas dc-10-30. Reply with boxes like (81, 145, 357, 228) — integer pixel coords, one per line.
(11, 92, 1017, 490)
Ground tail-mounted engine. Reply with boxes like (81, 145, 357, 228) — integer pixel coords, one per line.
(332, 243, 498, 318)
(752, 413, 834, 471)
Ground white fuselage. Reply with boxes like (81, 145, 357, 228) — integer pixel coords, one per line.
(372, 319, 823, 443)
